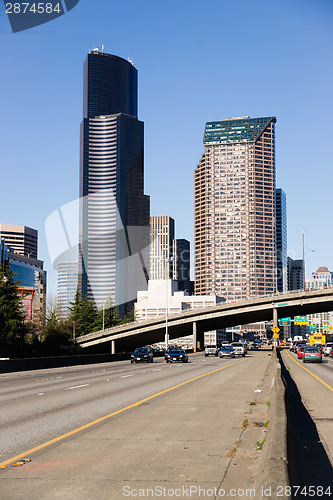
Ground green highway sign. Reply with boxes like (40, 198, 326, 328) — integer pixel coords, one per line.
(277, 302, 288, 307)
(309, 324, 317, 331)
(294, 316, 307, 325)
(279, 317, 291, 326)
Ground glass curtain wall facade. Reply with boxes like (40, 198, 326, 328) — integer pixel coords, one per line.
(194, 116, 276, 301)
(172, 239, 191, 292)
(276, 188, 287, 292)
(79, 52, 150, 315)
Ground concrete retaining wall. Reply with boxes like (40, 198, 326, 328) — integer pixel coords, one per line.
(255, 349, 289, 498)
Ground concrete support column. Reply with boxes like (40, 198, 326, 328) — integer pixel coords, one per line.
(273, 307, 278, 327)
(111, 340, 116, 355)
(197, 330, 205, 352)
(193, 322, 197, 352)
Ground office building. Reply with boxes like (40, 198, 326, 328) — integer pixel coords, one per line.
(56, 261, 78, 320)
(288, 257, 305, 337)
(306, 266, 333, 334)
(149, 216, 175, 280)
(172, 239, 191, 292)
(79, 51, 150, 315)
(0, 224, 38, 259)
(275, 188, 288, 293)
(194, 116, 276, 301)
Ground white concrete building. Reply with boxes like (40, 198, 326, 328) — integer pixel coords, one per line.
(135, 280, 225, 347)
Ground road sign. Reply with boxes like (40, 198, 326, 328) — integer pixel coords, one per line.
(294, 316, 307, 325)
(272, 326, 280, 334)
(329, 326, 333, 331)
(279, 317, 291, 326)
(273, 333, 280, 339)
(309, 324, 317, 332)
(277, 302, 288, 307)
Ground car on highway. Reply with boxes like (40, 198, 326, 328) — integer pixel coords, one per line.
(204, 345, 219, 357)
(165, 347, 188, 363)
(323, 343, 333, 356)
(230, 342, 246, 357)
(296, 345, 307, 359)
(303, 346, 322, 363)
(131, 347, 154, 363)
(219, 345, 235, 359)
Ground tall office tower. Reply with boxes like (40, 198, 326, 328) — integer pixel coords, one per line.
(56, 261, 78, 320)
(275, 188, 287, 292)
(149, 216, 175, 280)
(194, 116, 277, 301)
(0, 224, 38, 259)
(172, 239, 191, 292)
(288, 257, 303, 291)
(288, 257, 305, 337)
(79, 51, 150, 315)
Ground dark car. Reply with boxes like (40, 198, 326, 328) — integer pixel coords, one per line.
(219, 345, 235, 359)
(303, 347, 322, 363)
(165, 347, 188, 363)
(131, 347, 153, 363)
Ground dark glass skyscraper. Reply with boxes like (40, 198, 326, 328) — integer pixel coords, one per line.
(79, 51, 150, 315)
(275, 188, 287, 292)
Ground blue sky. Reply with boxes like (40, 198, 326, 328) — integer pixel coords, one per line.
(1, 0, 332, 295)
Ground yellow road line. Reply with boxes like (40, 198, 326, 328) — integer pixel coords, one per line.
(285, 351, 333, 392)
(0, 353, 260, 467)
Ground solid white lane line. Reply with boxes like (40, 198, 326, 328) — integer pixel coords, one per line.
(65, 384, 89, 390)
(120, 375, 134, 379)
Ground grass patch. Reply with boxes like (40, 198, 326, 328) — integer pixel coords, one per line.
(265, 401, 271, 407)
(256, 438, 266, 451)
(264, 420, 270, 428)
(249, 401, 257, 406)
(242, 419, 249, 428)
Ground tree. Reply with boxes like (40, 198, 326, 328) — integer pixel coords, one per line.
(0, 265, 29, 349)
(68, 289, 99, 336)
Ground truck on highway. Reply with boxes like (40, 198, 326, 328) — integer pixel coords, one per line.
(309, 334, 326, 346)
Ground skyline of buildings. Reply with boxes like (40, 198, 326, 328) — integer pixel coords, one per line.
(1, 53, 331, 335)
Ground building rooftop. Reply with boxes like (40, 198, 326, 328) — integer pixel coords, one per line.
(203, 116, 276, 145)
(315, 266, 330, 273)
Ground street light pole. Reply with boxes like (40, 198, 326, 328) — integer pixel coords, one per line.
(160, 256, 174, 349)
(302, 231, 315, 291)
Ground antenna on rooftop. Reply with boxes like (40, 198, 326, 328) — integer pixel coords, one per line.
(102, 44, 104, 53)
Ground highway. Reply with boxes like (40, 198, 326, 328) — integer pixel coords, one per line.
(0, 351, 261, 465)
(0, 350, 276, 499)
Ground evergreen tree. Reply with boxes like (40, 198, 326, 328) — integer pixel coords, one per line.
(68, 289, 99, 336)
(0, 265, 28, 348)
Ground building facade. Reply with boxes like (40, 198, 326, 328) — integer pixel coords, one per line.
(149, 216, 175, 280)
(306, 266, 333, 334)
(0, 224, 38, 259)
(194, 116, 277, 301)
(288, 257, 305, 337)
(79, 51, 150, 315)
(275, 188, 288, 293)
(172, 239, 191, 292)
(56, 261, 78, 320)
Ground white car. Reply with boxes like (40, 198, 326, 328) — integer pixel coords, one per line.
(323, 343, 333, 356)
(230, 342, 246, 357)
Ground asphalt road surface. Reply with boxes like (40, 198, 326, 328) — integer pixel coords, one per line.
(0, 351, 259, 464)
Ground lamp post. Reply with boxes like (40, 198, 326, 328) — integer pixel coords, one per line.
(302, 232, 315, 291)
(160, 256, 174, 349)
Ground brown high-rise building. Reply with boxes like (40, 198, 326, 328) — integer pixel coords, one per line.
(0, 224, 38, 259)
(194, 116, 277, 301)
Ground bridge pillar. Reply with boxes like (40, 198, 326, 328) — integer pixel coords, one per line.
(193, 322, 197, 352)
(111, 340, 116, 355)
(193, 322, 204, 352)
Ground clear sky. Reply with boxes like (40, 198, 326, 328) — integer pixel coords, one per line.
(1, 0, 332, 296)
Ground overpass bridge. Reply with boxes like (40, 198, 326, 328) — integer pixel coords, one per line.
(77, 288, 333, 353)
